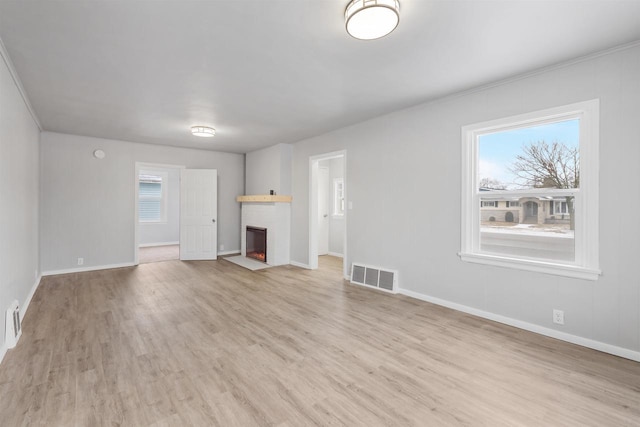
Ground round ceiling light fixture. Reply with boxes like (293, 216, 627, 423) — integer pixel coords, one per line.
(191, 126, 216, 137)
(345, 0, 400, 40)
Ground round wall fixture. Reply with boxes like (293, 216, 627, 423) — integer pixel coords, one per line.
(345, 0, 400, 40)
(93, 149, 106, 159)
(191, 126, 216, 137)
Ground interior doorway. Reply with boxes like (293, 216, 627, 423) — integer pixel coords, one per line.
(134, 163, 184, 265)
(309, 151, 347, 278)
(318, 166, 330, 256)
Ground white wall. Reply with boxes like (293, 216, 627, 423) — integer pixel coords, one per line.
(138, 166, 180, 246)
(40, 132, 244, 273)
(290, 45, 640, 358)
(245, 143, 292, 195)
(0, 48, 40, 357)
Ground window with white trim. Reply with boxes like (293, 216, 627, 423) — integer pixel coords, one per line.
(333, 178, 345, 217)
(460, 100, 600, 280)
(139, 171, 168, 223)
(553, 200, 569, 214)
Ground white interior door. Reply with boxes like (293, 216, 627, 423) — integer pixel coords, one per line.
(318, 167, 329, 256)
(180, 169, 217, 260)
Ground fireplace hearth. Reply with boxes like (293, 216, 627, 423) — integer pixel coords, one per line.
(246, 226, 267, 263)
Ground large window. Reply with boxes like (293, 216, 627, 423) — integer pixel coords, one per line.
(139, 171, 168, 223)
(460, 100, 600, 280)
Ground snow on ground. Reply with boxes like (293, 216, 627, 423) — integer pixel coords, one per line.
(481, 223, 574, 238)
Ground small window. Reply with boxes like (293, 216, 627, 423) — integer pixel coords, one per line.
(461, 100, 600, 280)
(333, 178, 344, 217)
(139, 171, 168, 223)
(554, 201, 569, 214)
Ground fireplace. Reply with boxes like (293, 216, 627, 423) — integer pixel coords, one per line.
(246, 226, 267, 263)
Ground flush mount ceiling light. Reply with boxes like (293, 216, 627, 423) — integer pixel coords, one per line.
(191, 126, 216, 137)
(345, 0, 400, 40)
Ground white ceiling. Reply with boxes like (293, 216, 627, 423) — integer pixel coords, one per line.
(1, 1, 639, 154)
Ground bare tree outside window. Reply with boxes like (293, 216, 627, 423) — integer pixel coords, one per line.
(478, 177, 507, 190)
(509, 141, 579, 229)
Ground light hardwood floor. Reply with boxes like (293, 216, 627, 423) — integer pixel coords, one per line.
(139, 245, 179, 264)
(1, 256, 639, 426)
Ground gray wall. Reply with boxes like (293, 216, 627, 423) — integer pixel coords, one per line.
(0, 51, 40, 353)
(290, 45, 640, 355)
(40, 132, 244, 272)
(139, 166, 180, 246)
(245, 143, 292, 195)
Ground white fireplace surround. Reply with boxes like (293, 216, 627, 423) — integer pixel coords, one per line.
(240, 203, 290, 266)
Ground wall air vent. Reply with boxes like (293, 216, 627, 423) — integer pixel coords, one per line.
(350, 263, 398, 293)
(5, 300, 22, 349)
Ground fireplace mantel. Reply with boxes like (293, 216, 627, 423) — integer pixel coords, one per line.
(237, 195, 292, 203)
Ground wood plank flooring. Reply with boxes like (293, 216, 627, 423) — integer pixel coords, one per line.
(1, 256, 639, 426)
(139, 245, 179, 264)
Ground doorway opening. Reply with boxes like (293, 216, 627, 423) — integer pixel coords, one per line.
(524, 201, 539, 224)
(134, 163, 184, 265)
(309, 151, 347, 278)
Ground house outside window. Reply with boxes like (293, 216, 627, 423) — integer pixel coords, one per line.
(139, 171, 168, 223)
(461, 100, 600, 280)
(333, 178, 345, 217)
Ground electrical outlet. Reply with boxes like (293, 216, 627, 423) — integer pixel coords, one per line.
(219, 244, 224, 251)
(553, 309, 564, 325)
(77, 257, 84, 266)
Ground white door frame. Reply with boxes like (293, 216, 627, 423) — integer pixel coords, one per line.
(134, 162, 185, 265)
(309, 150, 347, 278)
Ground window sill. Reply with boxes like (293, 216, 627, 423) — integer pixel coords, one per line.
(458, 252, 601, 281)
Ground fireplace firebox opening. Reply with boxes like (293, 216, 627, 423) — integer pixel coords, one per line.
(246, 226, 267, 263)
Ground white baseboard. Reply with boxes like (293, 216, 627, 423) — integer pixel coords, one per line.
(139, 241, 179, 248)
(328, 252, 344, 258)
(398, 288, 640, 363)
(21, 275, 41, 321)
(218, 250, 241, 256)
(290, 261, 312, 269)
(42, 262, 136, 277)
(0, 343, 6, 366)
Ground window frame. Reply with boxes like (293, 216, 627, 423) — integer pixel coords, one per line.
(460, 100, 600, 280)
(138, 171, 168, 224)
(554, 201, 569, 215)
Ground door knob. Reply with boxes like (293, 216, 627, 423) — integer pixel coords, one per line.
(323, 214, 328, 218)
(212, 219, 216, 223)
